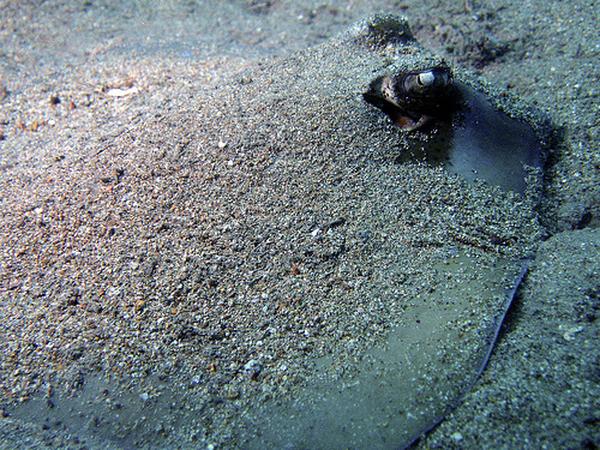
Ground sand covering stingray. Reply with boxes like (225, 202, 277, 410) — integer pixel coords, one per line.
(1, 15, 548, 449)
(238, 16, 547, 447)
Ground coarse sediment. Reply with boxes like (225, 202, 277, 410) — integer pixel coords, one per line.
(0, 1, 597, 449)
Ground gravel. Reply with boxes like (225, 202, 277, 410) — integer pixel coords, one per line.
(0, 1, 598, 449)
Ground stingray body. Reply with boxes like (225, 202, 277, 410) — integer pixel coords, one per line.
(243, 16, 548, 449)
(2, 14, 549, 450)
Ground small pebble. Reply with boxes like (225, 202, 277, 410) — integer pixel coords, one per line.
(243, 359, 262, 380)
(450, 431, 463, 442)
(225, 386, 240, 400)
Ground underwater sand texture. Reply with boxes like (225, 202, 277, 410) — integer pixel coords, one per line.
(1, 14, 544, 448)
(0, 0, 598, 449)
(422, 228, 600, 449)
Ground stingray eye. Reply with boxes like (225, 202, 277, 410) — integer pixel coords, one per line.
(416, 71, 435, 87)
(404, 70, 438, 95)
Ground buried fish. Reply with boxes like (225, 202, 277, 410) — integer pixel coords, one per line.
(1, 14, 553, 450)
(241, 15, 550, 450)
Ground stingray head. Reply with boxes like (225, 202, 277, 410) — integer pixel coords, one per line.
(364, 65, 457, 130)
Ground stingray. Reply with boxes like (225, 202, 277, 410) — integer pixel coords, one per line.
(237, 15, 548, 448)
(2, 15, 549, 450)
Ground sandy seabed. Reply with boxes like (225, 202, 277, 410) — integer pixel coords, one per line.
(0, 1, 598, 449)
